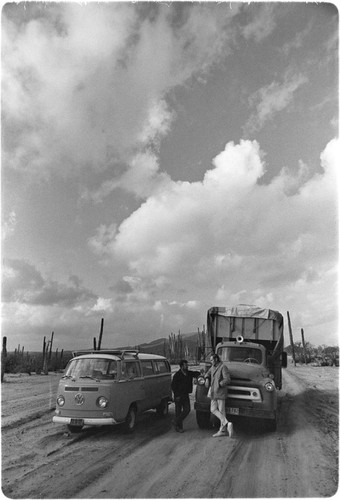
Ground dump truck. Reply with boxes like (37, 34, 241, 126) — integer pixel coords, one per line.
(194, 304, 287, 431)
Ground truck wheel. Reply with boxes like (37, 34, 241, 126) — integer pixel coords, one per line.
(67, 424, 83, 433)
(124, 405, 137, 433)
(196, 411, 210, 429)
(156, 399, 169, 417)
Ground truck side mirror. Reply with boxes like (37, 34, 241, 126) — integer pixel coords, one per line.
(281, 352, 288, 368)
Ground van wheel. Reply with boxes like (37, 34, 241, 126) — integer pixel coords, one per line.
(124, 406, 137, 433)
(156, 399, 169, 417)
(196, 411, 210, 429)
(67, 424, 83, 433)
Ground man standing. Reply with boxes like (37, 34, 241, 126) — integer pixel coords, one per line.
(171, 359, 201, 432)
(205, 353, 233, 438)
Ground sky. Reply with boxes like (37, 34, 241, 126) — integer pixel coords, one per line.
(1, 1, 339, 353)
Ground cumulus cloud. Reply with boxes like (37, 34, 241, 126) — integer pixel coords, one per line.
(87, 138, 338, 344)
(243, 73, 308, 135)
(99, 139, 337, 275)
(2, 3, 240, 180)
(2, 211, 17, 240)
(241, 3, 277, 42)
(83, 151, 172, 204)
(280, 21, 313, 55)
(2, 3, 337, 349)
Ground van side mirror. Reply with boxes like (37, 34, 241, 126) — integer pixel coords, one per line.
(281, 352, 288, 368)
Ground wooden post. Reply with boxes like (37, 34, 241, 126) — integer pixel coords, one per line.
(301, 328, 307, 365)
(287, 311, 296, 366)
(93, 337, 97, 350)
(98, 318, 104, 350)
(60, 349, 64, 370)
(1, 337, 7, 382)
(49, 332, 54, 360)
(43, 338, 49, 375)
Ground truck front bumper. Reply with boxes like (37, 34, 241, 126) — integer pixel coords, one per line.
(194, 402, 276, 420)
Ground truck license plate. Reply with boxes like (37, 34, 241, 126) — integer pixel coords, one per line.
(226, 407, 239, 415)
(70, 418, 84, 426)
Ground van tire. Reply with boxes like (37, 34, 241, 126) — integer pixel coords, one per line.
(196, 411, 210, 429)
(124, 405, 137, 433)
(156, 399, 169, 417)
(67, 424, 83, 433)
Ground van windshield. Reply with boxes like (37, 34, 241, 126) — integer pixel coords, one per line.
(217, 347, 263, 364)
(64, 358, 118, 380)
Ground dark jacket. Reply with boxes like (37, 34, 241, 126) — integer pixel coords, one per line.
(171, 369, 201, 398)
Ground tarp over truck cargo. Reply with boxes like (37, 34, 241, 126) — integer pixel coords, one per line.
(207, 305, 284, 355)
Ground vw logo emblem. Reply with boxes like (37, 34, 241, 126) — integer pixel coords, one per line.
(75, 393, 84, 405)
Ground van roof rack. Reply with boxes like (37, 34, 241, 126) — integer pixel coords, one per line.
(72, 349, 139, 359)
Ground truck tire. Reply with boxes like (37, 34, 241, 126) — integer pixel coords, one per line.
(124, 405, 137, 433)
(266, 414, 277, 431)
(196, 411, 210, 429)
(156, 399, 169, 417)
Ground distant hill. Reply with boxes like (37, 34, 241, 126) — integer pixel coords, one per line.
(116, 331, 200, 358)
(138, 332, 200, 357)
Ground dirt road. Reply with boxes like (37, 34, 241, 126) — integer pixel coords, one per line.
(1, 363, 338, 498)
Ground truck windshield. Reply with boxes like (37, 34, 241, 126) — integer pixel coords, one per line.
(218, 347, 262, 364)
(64, 358, 118, 380)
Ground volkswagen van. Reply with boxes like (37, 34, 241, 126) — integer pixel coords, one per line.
(53, 349, 172, 433)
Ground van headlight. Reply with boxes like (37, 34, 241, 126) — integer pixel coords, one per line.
(97, 396, 108, 408)
(197, 377, 206, 386)
(57, 395, 65, 406)
(264, 382, 275, 392)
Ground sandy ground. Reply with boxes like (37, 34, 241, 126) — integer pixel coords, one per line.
(1, 362, 338, 498)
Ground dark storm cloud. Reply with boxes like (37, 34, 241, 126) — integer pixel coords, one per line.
(2, 259, 97, 307)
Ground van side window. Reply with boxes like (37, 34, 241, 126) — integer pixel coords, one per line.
(121, 361, 141, 379)
(141, 360, 154, 376)
(153, 360, 170, 373)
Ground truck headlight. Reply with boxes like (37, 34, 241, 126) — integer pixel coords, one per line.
(197, 377, 206, 385)
(57, 395, 65, 406)
(264, 382, 275, 392)
(97, 396, 108, 408)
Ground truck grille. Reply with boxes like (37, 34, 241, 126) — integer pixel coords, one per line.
(228, 385, 262, 402)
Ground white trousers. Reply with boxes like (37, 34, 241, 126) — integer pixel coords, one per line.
(210, 399, 228, 429)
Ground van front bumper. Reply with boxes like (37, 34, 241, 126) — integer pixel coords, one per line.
(53, 416, 118, 426)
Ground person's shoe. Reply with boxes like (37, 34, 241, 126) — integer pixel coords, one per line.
(227, 422, 234, 438)
(213, 430, 226, 437)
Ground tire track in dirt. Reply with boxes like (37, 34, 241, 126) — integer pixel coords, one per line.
(2, 366, 338, 498)
(2, 410, 174, 498)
